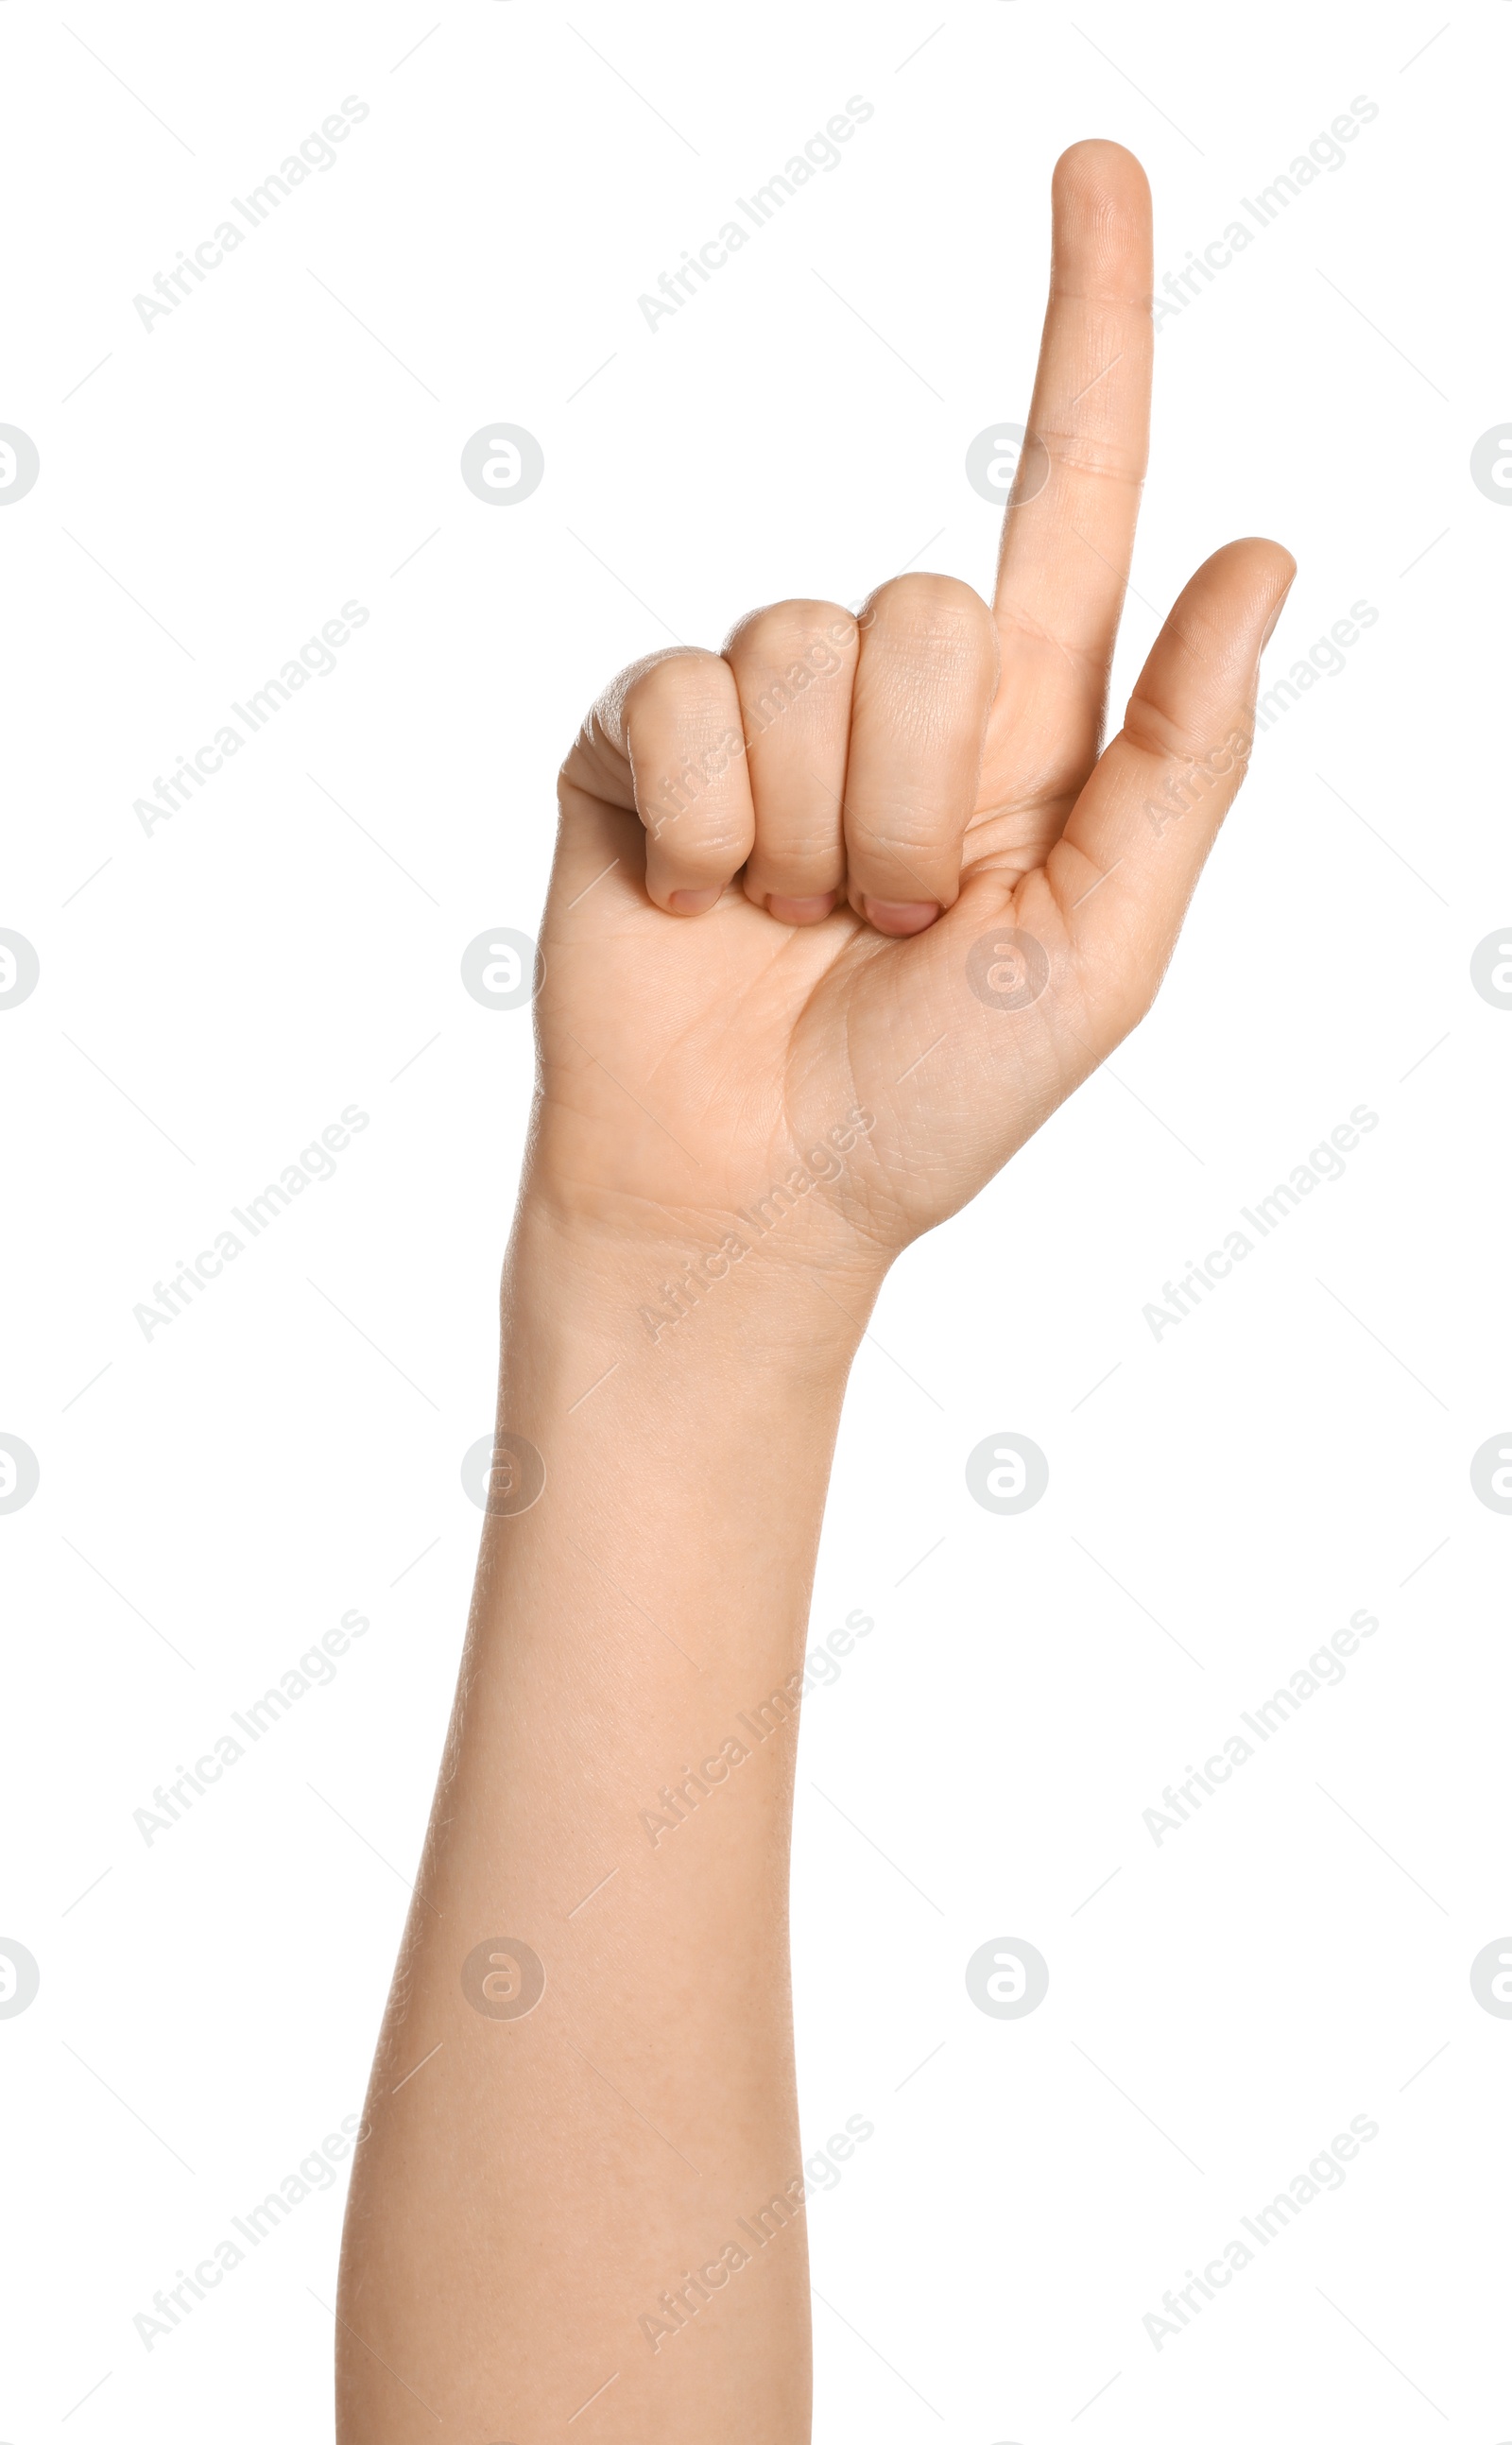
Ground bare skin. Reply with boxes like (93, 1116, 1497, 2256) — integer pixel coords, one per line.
(335, 140, 1293, 2442)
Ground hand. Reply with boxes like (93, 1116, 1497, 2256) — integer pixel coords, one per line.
(535, 141, 1293, 1302)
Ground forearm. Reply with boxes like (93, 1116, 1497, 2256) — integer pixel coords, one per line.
(335, 1200, 875, 2441)
(335, 134, 1288, 2437)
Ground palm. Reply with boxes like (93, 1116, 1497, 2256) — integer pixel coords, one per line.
(533, 144, 1290, 1275)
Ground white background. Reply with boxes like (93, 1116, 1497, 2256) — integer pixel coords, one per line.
(2, 2, 1507, 2436)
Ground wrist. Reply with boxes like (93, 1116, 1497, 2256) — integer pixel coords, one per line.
(476, 1196, 871, 1645)
(503, 1187, 884, 1394)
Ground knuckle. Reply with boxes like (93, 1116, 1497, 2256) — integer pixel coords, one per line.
(1034, 427, 1146, 487)
(639, 736, 748, 839)
(748, 839, 842, 885)
(725, 602, 859, 726)
(865, 571, 990, 637)
(651, 816, 750, 873)
(1120, 692, 1188, 763)
(627, 647, 734, 736)
(844, 807, 948, 867)
(860, 575, 998, 683)
(1122, 674, 1233, 770)
(726, 597, 858, 669)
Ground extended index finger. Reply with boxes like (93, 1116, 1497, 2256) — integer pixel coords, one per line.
(992, 141, 1153, 690)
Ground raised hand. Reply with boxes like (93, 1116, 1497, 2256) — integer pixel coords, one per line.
(539, 142, 1292, 1292)
(339, 138, 1297, 2445)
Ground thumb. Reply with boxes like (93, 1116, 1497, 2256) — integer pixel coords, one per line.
(1049, 537, 1296, 1030)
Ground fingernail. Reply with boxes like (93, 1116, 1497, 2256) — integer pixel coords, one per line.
(863, 897, 941, 938)
(1260, 578, 1294, 649)
(768, 892, 836, 927)
(668, 887, 721, 915)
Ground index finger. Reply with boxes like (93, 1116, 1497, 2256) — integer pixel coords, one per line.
(991, 141, 1153, 684)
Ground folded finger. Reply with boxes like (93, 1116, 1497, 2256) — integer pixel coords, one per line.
(843, 574, 999, 935)
(591, 648, 755, 915)
(723, 600, 858, 924)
